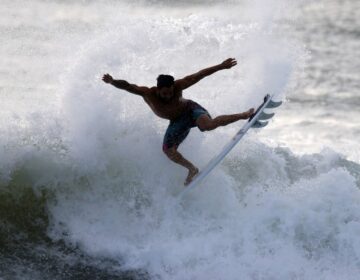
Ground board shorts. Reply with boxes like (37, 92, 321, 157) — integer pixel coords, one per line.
(162, 100, 211, 151)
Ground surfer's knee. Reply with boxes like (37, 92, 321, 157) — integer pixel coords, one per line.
(162, 145, 177, 157)
(198, 120, 217, 131)
(197, 115, 217, 131)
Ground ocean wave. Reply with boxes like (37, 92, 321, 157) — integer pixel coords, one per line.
(1, 138, 360, 279)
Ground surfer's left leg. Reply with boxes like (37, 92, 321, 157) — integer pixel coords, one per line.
(196, 108, 255, 131)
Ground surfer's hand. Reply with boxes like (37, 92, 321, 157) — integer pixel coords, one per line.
(102, 73, 113, 84)
(220, 58, 237, 69)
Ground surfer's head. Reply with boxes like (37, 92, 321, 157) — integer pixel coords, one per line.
(157, 74, 175, 101)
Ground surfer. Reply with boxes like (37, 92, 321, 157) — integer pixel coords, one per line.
(102, 58, 254, 185)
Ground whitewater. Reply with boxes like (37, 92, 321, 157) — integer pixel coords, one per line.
(1, 0, 360, 279)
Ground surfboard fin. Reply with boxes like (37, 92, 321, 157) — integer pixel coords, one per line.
(252, 120, 268, 128)
(266, 99, 282, 108)
(258, 112, 275, 120)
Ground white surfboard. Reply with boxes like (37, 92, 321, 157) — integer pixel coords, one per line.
(179, 94, 282, 198)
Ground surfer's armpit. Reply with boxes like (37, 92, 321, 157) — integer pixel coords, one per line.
(111, 80, 150, 96)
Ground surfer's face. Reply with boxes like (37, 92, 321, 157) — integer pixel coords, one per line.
(158, 86, 174, 101)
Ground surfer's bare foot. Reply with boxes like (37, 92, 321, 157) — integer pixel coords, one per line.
(243, 108, 255, 119)
(184, 167, 199, 186)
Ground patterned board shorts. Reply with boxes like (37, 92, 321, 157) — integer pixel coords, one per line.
(162, 100, 211, 151)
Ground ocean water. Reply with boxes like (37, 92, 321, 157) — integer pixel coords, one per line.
(1, 0, 360, 279)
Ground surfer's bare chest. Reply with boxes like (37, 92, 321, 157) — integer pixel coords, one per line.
(143, 89, 188, 120)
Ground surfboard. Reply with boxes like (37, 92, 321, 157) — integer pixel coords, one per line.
(179, 94, 282, 198)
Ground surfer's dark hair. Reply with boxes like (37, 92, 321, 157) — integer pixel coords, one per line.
(157, 74, 175, 88)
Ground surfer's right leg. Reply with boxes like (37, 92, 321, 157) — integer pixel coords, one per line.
(163, 146, 199, 185)
(196, 108, 254, 131)
(162, 119, 199, 185)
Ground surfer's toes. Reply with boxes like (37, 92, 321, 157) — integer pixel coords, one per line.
(184, 168, 199, 186)
(246, 108, 255, 118)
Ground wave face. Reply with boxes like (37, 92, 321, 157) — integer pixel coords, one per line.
(1, 0, 360, 279)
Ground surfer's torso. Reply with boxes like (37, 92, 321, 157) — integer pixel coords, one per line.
(143, 85, 190, 121)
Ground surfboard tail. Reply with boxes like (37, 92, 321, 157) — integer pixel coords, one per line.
(258, 112, 275, 120)
(266, 99, 282, 108)
(252, 120, 268, 128)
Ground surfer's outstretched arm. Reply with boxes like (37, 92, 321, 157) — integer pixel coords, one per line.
(102, 74, 150, 96)
(175, 58, 237, 90)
